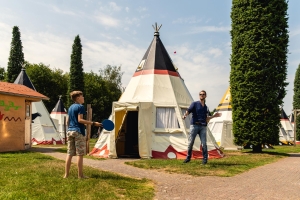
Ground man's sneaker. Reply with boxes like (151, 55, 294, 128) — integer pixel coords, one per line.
(202, 160, 207, 165)
(183, 159, 190, 163)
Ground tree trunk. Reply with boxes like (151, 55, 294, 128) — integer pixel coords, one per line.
(252, 145, 262, 153)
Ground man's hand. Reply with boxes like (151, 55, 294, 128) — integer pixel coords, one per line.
(94, 122, 103, 127)
(213, 113, 222, 118)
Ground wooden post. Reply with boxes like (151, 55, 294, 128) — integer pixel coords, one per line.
(86, 104, 92, 154)
(63, 116, 67, 145)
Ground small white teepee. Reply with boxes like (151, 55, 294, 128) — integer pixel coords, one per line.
(14, 68, 63, 145)
(207, 87, 241, 150)
(279, 109, 294, 145)
(50, 96, 68, 143)
(90, 23, 223, 159)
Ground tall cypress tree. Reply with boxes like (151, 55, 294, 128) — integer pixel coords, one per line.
(6, 26, 24, 83)
(293, 64, 300, 140)
(230, 0, 289, 152)
(68, 35, 84, 105)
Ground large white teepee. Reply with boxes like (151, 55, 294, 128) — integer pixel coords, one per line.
(50, 97, 68, 143)
(90, 24, 223, 159)
(279, 109, 294, 145)
(14, 68, 63, 145)
(207, 87, 241, 150)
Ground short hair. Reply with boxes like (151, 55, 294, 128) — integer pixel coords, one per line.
(70, 91, 83, 101)
(199, 90, 207, 95)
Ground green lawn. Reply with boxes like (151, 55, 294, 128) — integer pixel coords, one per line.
(125, 145, 300, 177)
(0, 151, 154, 200)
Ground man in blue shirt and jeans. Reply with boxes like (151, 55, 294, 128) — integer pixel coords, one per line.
(182, 90, 221, 165)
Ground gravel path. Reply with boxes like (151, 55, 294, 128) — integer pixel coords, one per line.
(32, 147, 300, 200)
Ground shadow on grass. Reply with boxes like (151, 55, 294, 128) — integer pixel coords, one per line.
(241, 151, 289, 157)
(208, 163, 249, 167)
(0, 150, 35, 155)
(90, 173, 140, 181)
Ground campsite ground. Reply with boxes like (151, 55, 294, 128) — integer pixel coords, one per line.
(1, 144, 300, 199)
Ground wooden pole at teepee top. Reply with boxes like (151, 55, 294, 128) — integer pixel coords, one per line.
(86, 104, 92, 154)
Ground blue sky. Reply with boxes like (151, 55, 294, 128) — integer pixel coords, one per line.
(0, 0, 299, 114)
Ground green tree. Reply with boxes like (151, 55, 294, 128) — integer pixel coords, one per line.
(69, 35, 84, 106)
(230, 0, 289, 152)
(6, 26, 24, 83)
(99, 65, 123, 115)
(84, 65, 123, 135)
(0, 67, 6, 81)
(26, 63, 69, 112)
(293, 64, 300, 140)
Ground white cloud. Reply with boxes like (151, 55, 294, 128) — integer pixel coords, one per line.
(167, 43, 230, 110)
(172, 17, 202, 24)
(94, 13, 120, 27)
(124, 17, 140, 26)
(188, 26, 230, 34)
(125, 7, 129, 12)
(208, 48, 223, 57)
(51, 6, 76, 16)
(98, 2, 122, 13)
(137, 7, 147, 13)
(0, 22, 12, 68)
(23, 32, 73, 72)
(290, 27, 300, 37)
(109, 2, 121, 11)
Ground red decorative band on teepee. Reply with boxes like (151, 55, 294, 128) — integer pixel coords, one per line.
(151, 145, 224, 159)
(89, 144, 109, 158)
(133, 69, 179, 77)
(31, 138, 63, 145)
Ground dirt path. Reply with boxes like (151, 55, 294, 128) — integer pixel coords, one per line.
(32, 147, 300, 200)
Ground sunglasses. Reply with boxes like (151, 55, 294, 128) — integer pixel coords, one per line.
(199, 94, 206, 96)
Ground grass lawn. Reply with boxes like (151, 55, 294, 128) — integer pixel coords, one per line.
(0, 150, 154, 200)
(125, 145, 300, 177)
(51, 138, 105, 160)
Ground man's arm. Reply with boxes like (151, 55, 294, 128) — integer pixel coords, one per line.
(207, 112, 222, 121)
(182, 111, 189, 119)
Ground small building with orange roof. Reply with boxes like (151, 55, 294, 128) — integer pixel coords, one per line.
(0, 81, 49, 152)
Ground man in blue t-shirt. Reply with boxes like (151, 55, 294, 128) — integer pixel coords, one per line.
(182, 90, 221, 165)
(63, 91, 102, 179)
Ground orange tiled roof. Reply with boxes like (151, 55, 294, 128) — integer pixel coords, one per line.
(0, 82, 49, 100)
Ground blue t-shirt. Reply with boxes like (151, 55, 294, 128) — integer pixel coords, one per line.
(187, 101, 210, 125)
(68, 103, 86, 136)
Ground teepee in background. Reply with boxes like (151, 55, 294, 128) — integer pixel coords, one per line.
(279, 108, 294, 145)
(50, 96, 68, 143)
(14, 68, 63, 145)
(207, 87, 241, 150)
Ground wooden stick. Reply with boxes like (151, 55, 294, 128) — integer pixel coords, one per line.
(86, 104, 92, 154)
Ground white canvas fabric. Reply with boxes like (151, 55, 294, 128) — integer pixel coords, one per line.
(50, 110, 68, 143)
(90, 27, 223, 159)
(31, 101, 63, 145)
(207, 87, 241, 150)
(279, 109, 294, 145)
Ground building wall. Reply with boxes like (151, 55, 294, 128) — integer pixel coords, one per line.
(0, 94, 26, 152)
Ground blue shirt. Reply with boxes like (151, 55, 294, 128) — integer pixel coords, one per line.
(68, 103, 86, 136)
(187, 101, 210, 125)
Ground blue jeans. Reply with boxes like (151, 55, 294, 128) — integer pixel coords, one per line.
(186, 125, 207, 161)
